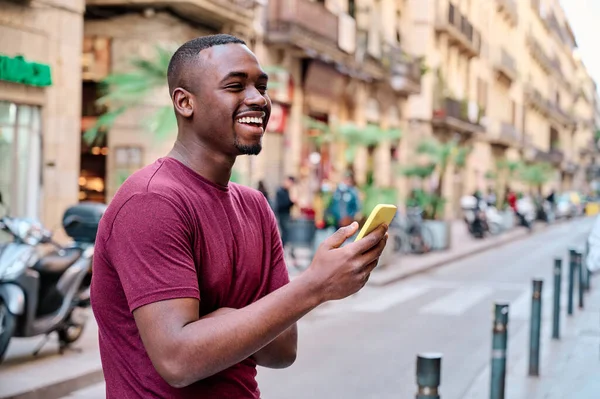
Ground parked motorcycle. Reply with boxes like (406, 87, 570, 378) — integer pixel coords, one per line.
(461, 195, 494, 238)
(0, 193, 106, 362)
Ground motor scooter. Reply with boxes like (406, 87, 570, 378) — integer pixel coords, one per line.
(0, 192, 106, 362)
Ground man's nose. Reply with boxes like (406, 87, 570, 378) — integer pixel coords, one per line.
(244, 87, 267, 107)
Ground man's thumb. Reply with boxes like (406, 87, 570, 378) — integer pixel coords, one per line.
(324, 222, 359, 249)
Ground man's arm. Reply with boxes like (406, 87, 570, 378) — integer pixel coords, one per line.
(133, 223, 388, 388)
(251, 324, 297, 368)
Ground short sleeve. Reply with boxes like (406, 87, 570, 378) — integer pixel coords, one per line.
(104, 193, 199, 312)
(261, 195, 290, 293)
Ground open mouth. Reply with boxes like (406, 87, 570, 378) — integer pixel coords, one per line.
(236, 116, 265, 128)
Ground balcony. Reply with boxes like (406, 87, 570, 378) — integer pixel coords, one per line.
(266, 0, 388, 81)
(526, 34, 553, 74)
(85, 0, 255, 28)
(435, 1, 482, 58)
(548, 148, 565, 165)
(383, 45, 422, 95)
(496, 0, 518, 26)
(487, 120, 520, 147)
(432, 97, 484, 134)
(266, 0, 338, 52)
(493, 47, 518, 83)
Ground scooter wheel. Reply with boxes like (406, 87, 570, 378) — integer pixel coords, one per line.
(0, 300, 16, 363)
(57, 308, 86, 345)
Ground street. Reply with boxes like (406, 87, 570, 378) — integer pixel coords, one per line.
(0, 218, 597, 399)
(256, 217, 597, 399)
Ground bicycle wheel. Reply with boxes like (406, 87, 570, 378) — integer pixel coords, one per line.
(412, 225, 434, 254)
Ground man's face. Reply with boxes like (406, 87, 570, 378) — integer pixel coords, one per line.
(186, 44, 271, 156)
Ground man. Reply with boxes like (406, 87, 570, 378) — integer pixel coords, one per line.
(90, 34, 388, 399)
(275, 176, 295, 248)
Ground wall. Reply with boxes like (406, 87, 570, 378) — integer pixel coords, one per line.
(0, 0, 85, 234)
(84, 12, 216, 201)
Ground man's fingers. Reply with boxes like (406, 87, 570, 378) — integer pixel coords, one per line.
(357, 234, 388, 271)
(323, 222, 359, 249)
(350, 224, 388, 253)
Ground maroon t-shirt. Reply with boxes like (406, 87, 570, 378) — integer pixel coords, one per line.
(90, 157, 289, 398)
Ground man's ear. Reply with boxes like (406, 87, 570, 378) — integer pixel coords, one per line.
(172, 88, 194, 118)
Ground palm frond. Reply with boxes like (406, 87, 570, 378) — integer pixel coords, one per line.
(145, 106, 177, 141)
(83, 107, 126, 145)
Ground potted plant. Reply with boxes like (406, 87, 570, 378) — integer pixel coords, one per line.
(401, 138, 470, 250)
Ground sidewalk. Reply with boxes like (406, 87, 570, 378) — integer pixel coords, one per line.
(462, 276, 600, 398)
(368, 220, 550, 286)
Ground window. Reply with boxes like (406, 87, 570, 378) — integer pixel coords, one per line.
(511, 100, 516, 125)
(0, 101, 42, 218)
(348, 0, 356, 18)
(477, 78, 488, 110)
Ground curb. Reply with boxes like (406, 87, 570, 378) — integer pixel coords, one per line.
(369, 220, 570, 287)
(1, 369, 104, 399)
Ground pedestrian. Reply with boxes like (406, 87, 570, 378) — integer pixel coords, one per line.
(328, 172, 361, 229)
(90, 34, 389, 399)
(257, 180, 271, 205)
(275, 176, 296, 248)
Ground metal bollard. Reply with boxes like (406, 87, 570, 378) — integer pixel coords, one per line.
(576, 250, 585, 309)
(529, 280, 543, 377)
(568, 248, 576, 316)
(416, 353, 442, 399)
(490, 303, 509, 399)
(552, 258, 562, 340)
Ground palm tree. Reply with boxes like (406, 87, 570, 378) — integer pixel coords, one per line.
(519, 162, 553, 195)
(85, 45, 287, 145)
(304, 117, 402, 217)
(413, 137, 471, 219)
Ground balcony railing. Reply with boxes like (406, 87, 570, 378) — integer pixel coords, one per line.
(525, 85, 575, 128)
(432, 96, 484, 134)
(384, 45, 422, 94)
(87, 0, 254, 26)
(496, 0, 518, 26)
(527, 34, 553, 73)
(266, 0, 338, 49)
(500, 122, 519, 142)
(549, 148, 565, 165)
(493, 47, 518, 82)
(435, 1, 482, 57)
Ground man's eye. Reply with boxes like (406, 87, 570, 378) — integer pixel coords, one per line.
(257, 85, 268, 93)
(226, 84, 244, 91)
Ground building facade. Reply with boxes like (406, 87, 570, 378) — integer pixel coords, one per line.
(0, 0, 85, 232)
(398, 0, 598, 217)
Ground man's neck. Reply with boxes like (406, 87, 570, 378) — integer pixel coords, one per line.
(167, 137, 235, 187)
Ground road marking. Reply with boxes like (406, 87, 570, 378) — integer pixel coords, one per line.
(352, 286, 430, 313)
(420, 286, 492, 316)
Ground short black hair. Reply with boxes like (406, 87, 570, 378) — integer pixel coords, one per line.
(167, 34, 246, 95)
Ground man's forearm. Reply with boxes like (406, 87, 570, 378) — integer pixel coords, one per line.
(252, 324, 297, 368)
(166, 275, 319, 387)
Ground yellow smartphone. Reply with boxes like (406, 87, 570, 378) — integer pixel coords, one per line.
(354, 204, 397, 241)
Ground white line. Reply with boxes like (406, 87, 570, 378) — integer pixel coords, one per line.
(420, 286, 492, 316)
(353, 286, 430, 313)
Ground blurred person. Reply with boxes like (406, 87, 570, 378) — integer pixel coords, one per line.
(90, 34, 389, 399)
(257, 180, 270, 200)
(275, 176, 296, 248)
(328, 172, 361, 228)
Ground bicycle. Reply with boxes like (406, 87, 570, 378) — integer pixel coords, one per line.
(390, 207, 434, 255)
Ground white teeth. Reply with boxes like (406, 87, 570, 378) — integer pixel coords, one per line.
(237, 116, 263, 124)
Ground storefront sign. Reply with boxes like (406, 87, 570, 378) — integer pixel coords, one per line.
(266, 103, 288, 134)
(0, 54, 52, 87)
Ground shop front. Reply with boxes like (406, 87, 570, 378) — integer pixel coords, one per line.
(1, 1, 85, 233)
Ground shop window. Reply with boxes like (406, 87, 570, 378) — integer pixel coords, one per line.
(0, 101, 42, 218)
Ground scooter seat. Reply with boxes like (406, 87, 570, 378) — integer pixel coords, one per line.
(32, 248, 82, 275)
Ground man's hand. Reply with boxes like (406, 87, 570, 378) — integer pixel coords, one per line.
(303, 222, 388, 302)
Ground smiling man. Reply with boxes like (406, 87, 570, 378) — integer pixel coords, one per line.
(90, 34, 388, 399)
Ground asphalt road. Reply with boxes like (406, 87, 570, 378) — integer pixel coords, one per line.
(255, 217, 595, 399)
